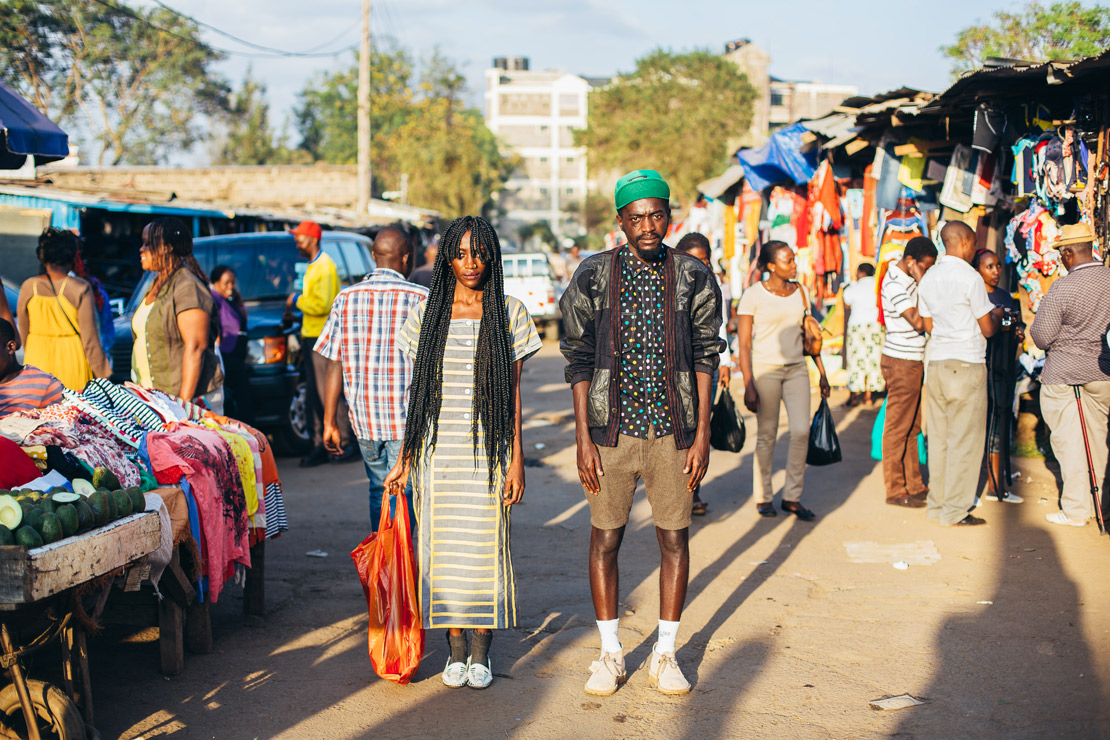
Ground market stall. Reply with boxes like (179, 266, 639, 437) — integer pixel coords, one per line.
(0, 378, 287, 738)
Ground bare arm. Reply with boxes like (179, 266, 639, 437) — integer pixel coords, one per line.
(322, 357, 344, 455)
(737, 314, 760, 412)
(684, 371, 713, 491)
(977, 309, 1002, 339)
(15, 282, 30, 350)
(504, 359, 525, 505)
(922, 316, 933, 335)
(74, 284, 111, 378)
(176, 308, 209, 400)
(572, 379, 603, 494)
(901, 306, 926, 332)
(0, 289, 17, 350)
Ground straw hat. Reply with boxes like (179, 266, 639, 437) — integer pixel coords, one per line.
(1055, 222, 1095, 247)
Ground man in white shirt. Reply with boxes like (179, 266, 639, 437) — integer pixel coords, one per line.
(879, 237, 937, 508)
(917, 222, 1001, 526)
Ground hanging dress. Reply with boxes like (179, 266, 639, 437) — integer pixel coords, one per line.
(23, 277, 94, 391)
(397, 295, 541, 630)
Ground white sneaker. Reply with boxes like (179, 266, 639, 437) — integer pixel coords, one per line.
(1046, 511, 1086, 527)
(466, 660, 493, 689)
(986, 491, 1024, 503)
(585, 650, 626, 696)
(442, 658, 469, 688)
(648, 644, 691, 695)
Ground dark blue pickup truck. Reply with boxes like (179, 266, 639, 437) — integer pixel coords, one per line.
(111, 231, 375, 455)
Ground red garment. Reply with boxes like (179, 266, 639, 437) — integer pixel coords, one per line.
(792, 186, 809, 248)
(147, 424, 250, 602)
(862, 165, 878, 257)
(0, 437, 42, 488)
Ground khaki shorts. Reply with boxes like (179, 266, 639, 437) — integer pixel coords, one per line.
(587, 429, 692, 531)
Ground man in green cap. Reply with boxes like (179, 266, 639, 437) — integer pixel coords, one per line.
(560, 169, 725, 696)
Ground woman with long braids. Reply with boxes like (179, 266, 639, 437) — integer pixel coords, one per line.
(384, 215, 541, 690)
(132, 216, 224, 410)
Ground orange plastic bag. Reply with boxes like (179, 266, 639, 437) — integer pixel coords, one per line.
(350, 487, 424, 684)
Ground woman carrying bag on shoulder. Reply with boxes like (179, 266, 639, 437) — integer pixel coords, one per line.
(737, 241, 830, 520)
(17, 228, 111, 390)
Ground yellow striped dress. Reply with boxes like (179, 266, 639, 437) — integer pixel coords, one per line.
(398, 296, 542, 630)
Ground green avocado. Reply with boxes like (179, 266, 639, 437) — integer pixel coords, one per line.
(112, 490, 132, 518)
(0, 525, 13, 546)
(92, 467, 121, 491)
(87, 493, 109, 526)
(22, 507, 44, 533)
(73, 500, 95, 531)
(54, 504, 78, 538)
(105, 492, 118, 520)
(14, 526, 42, 548)
(39, 497, 57, 515)
(126, 487, 145, 514)
(37, 513, 62, 545)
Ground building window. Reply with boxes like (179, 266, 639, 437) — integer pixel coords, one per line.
(770, 91, 785, 107)
(566, 187, 575, 195)
(565, 156, 575, 164)
(540, 125, 548, 132)
(539, 156, 548, 163)
(540, 187, 549, 196)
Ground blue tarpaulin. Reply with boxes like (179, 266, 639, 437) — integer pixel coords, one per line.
(735, 122, 818, 192)
(0, 82, 68, 169)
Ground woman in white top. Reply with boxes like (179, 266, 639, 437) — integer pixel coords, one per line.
(737, 241, 830, 520)
(841, 262, 885, 407)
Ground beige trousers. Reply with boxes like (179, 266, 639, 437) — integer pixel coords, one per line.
(925, 360, 987, 525)
(752, 362, 811, 503)
(1040, 381, 1110, 522)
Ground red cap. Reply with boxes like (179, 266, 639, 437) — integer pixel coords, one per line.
(289, 220, 322, 241)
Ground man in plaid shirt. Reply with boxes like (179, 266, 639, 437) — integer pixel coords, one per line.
(317, 227, 428, 527)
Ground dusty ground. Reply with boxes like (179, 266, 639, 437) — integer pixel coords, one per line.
(82, 342, 1109, 739)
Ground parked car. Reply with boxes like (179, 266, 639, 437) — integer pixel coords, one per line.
(501, 252, 560, 339)
(110, 231, 375, 455)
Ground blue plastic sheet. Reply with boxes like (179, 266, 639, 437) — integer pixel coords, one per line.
(735, 122, 819, 192)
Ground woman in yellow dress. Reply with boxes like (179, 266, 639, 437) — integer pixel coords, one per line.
(17, 229, 111, 391)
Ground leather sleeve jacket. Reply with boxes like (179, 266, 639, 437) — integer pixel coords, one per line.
(559, 246, 726, 449)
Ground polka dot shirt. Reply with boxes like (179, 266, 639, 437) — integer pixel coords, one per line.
(617, 248, 672, 439)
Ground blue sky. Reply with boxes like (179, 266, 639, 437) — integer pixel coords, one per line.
(129, 0, 1080, 137)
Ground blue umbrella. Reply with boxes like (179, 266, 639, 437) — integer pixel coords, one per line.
(0, 81, 69, 169)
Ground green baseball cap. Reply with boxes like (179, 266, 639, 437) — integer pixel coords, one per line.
(614, 169, 670, 211)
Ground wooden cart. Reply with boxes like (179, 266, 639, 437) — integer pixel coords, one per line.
(0, 513, 161, 740)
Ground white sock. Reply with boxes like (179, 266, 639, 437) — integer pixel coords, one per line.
(655, 620, 680, 654)
(596, 618, 621, 654)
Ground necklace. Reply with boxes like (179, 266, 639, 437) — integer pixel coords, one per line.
(764, 280, 795, 297)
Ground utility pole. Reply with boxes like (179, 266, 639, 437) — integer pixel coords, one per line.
(356, 0, 371, 215)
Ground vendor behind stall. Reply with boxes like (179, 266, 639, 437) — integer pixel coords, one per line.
(0, 318, 64, 417)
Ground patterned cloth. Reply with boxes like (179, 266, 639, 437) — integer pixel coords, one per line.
(617, 249, 672, 439)
(315, 269, 429, 441)
(1029, 260, 1110, 385)
(846, 323, 886, 393)
(397, 295, 542, 629)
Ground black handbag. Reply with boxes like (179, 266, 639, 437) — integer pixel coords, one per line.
(806, 398, 842, 466)
(709, 390, 746, 453)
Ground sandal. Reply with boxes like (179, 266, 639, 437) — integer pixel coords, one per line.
(691, 500, 709, 516)
(781, 501, 816, 521)
(756, 503, 776, 517)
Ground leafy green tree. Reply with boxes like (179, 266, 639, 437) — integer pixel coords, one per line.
(215, 69, 276, 165)
(944, 2, 1110, 74)
(0, 0, 229, 165)
(295, 44, 514, 217)
(575, 49, 756, 212)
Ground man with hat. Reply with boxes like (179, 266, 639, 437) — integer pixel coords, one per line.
(1030, 223, 1110, 527)
(560, 169, 725, 697)
(284, 221, 356, 466)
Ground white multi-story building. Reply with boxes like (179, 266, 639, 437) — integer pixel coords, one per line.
(484, 57, 606, 242)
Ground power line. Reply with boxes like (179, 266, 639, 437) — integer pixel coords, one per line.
(149, 0, 357, 57)
(86, 0, 357, 59)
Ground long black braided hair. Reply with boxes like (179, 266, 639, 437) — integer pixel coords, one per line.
(401, 216, 515, 492)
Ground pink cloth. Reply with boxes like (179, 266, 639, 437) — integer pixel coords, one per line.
(147, 423, 251, 602)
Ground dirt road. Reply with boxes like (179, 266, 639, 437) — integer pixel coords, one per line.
(92, 342, 1110, 739)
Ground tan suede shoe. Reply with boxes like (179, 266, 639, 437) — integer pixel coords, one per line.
(584, 650, 626, 696)
(648, 645, 691, 695)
